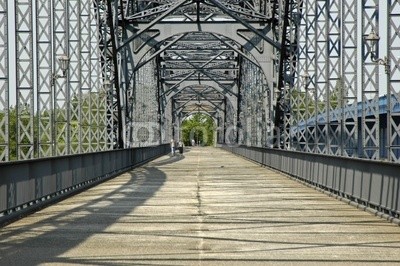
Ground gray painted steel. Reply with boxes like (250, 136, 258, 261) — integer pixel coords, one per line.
(0, 144, 169, 224)
(2, 147, 400, 264)
(223, 145, 400, 218)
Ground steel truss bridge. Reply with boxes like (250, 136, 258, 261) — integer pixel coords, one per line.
(1, 1, 400, 221)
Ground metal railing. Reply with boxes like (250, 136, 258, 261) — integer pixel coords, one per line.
(222, 145, 400, 220)
(0, 145, 169, 225)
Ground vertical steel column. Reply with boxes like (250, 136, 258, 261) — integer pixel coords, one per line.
(107, 0, 123, 149)
(341, 0, 358, 157)
(286, 0, 299, 151)
(296, 0, 307, 153)
(68, 0, 81, 154)
(15, 0, 34, 160)
(133, 51, 158, 147)
(222, 98, 227, 144)
(280, 0, 291, 150)
(225, 99, 235, 144)
(37, 0, 53, 158)
(304, 0, 317, 153)
(315, 0, 328, 154)
(53, 0, 69, 156)
(388, 0, 400, 161)
(80, 1, 92, 153)
(249, 62, 254, 146)
(256, 68, 263, 147)
(308, 0, 317, 154)
(90, 0, 103, 151)
(95, 0, 114, 150)
(0, 0, 8, 161)
(118, 2, 135, 148)
(327, 0, 341, 155)
(121, 45, 133, 148)
(238, 56, 266, 147)
(361, 0, 380, 159)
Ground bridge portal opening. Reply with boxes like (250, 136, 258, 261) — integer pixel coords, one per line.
(181, 113, 216, 147)
(129, 31, 272, 148)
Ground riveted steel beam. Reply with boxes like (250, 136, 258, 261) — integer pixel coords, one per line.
(206, 0, 280, 50)
(118, 0, 189, 51)
(0, 0, 8, 161)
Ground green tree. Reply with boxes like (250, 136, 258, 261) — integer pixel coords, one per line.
(4, 106, 37, 161)
(290, 89, 307, 122)
(330, 78, 344, 109)
(182, 113, 215, 146)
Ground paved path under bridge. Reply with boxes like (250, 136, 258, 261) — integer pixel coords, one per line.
(1, 147, 400, 265)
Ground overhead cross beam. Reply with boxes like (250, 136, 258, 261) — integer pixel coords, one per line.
(113, 0, 291, 147)
(118, 0, 189, 51)
(173, 86, 225, 113)
(206, 0, 281, 50)
(168, 50, 238, 97)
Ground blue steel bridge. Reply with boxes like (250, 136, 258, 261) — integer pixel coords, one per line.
(1, 1, 400, 264)
(292, 95, 400, 159)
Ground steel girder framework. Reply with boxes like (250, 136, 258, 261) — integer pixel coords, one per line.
(388, 1, 400, 161)
(362, 0, 380, 160)
(294, 0, 359, 156)
(0, 0, 111, 161)
(111, 0, 289, 148)
(0, 0, 293, 160)
(294, 1, 400, 162)
(3, 1, 399, 163)
(0, 1, 8, 160)
(239, 58, 269, 147)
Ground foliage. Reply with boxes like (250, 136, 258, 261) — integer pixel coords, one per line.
(0, 106, 35, 161)
(1, 91, 108, 161)
(181, 113, 215, 146)
(291, 78, 344, 122)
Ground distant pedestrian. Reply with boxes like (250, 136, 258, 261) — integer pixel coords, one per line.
(191, 139, 195, 146)
(170, 139, 175, 156)
(178, 141, 184, 155)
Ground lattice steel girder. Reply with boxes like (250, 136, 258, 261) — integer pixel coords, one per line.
(163, 49, 236, 59)
(164, 80, 238, 104)
(4, 0, 112, 160)
(362, 0, 380, 160)
(128, 24, 274, 98)
(16, 0, 35, 160)
(340, 0, 358, 157)
(173, 86, 225, 112)
(0, 0, 8, 161)
(132, 33, 187, 72)
(37, 0, 53, 158)
(206, 0, 278, 48)
(274, 0, 299, 148)
(162, 76, 236, 82)
(163, 65, 238, 70)
(96, 0, 115, 150)
(176, 103, 219, 115)
(128, 15, 278, 51)
(167, 69, 235, 81)
(125, 0, 271, 22)
(118, 0, 278, 146)
(162, 56, 238, 66)
(387, 0, 400, 162)
(128, 23, 274, 96)
(175, 96, 224, 104)
(126, 2, 179, 21)
(165, 49, 238, 83)
(165, 45, 231, 50)
(118, 0, 188, 50)
(175, 100, 224, 113)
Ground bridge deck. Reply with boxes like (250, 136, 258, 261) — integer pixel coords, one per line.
(1, 147, 400, 265)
